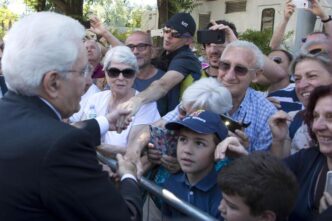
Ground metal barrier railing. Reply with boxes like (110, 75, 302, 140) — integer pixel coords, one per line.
(97, 152, 218, 221)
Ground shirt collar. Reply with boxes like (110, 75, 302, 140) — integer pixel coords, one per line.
(39, 97, 62, 120)
(175, 168, 218, 192)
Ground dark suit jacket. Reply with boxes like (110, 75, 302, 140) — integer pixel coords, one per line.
(0, 91, 142, 221)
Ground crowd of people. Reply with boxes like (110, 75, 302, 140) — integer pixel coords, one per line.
(1, 0, 332, 220)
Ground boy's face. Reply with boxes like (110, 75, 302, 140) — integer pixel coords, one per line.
(177, 128, 216, 184)
(218, 192, 258, 221)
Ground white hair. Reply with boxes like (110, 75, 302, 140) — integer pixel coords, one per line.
(223, 40, 265, 69)
(103, 45, 138, 72)
(2, 12, 85, 96)
(182, 77, 232, 114)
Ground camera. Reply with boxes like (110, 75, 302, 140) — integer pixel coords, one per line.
(220, 114, 250, 133)
(197, 30, 225, 44)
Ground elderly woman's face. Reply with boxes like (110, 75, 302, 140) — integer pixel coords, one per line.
(105, 61, 136, 95)
(294, 59, 332, 107)
(312, 95, 332, 156)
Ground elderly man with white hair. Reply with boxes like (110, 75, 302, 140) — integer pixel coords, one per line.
(0, 12, 142, 221)
(217, 40, 277, 152)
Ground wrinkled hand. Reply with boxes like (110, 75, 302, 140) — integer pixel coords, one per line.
(268, 110, 291, 141)
(116, 153, 137, 177)
(284, 0, 295, 20)
(267, 97, 281, 109)
(307, 0, 327, 19)
(161, 155, 180, 174)
(137, 154, 153, 178)
(228, 129, 250, 148)
(215, 137, 248, 160)
(209, 20, 238, 43)
(319, 192, 332, 214)
(106, 108, 132, 132)
(147, 143, 162, 165)
(89, 15, 109, 36)
(116, 96, 142, 133)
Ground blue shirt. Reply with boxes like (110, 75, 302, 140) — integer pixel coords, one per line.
(231, 88, 277, 152)
(267, 83, 303, 113)
(133, 68, 175, 116)
(162, 168, 222, 220)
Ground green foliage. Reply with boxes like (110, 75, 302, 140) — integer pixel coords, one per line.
(0, 7, 18, 38)
(169, 0, 202, 14)
(239, 28, 273, 55)
(85, 0, 144, 29)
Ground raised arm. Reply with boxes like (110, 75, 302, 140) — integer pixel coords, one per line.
(89, 16, 123, 47)
(308, 0, 332, 37)
(269, 0, 295, 49)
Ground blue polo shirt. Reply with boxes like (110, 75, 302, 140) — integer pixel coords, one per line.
(162, 168, 222, 220)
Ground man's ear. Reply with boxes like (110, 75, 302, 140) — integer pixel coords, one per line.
(258, 210, 276, 221)
(41, 71, 62, 99)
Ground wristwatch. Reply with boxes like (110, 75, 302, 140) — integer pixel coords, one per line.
(322, 15, 332, 23)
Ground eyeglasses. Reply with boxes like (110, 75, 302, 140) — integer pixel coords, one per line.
(127, 43, 151, 52)
(60, 64, 92, 78)
(218, 61, 257, 76)
(272, 57, 282, 64)
(106, 67, 136, 78)
(163, 27, 191, 38)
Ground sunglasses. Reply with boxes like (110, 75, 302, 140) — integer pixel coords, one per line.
(163, 27, 191, 38)
(219, 61, 257, 76)
(272, 57, 282, 64)
(127, 43, 151, 52)
(106, 67, 136, 78)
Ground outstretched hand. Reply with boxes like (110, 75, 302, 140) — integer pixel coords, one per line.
(268, 110, 291, 141)
(89, 16, 108, 36)
(115, 96, 142, 133)
(215, 137, 248, 160)
(106, 108, 132, 132)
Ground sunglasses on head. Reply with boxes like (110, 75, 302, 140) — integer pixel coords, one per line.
(219, 61, 256, 76)
(127, 43, 151, 52)
(272, 57, 282, 64)
(106, 67, 136, 78)
(163, 27, 191, 38)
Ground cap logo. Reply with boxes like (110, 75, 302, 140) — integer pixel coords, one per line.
(181, 21, 188, 27)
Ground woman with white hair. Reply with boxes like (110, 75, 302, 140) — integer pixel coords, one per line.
(81, 45, 160, 153)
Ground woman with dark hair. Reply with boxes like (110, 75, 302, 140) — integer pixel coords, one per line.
(282, 84, 332, 221)
(216, 85, 332, 221)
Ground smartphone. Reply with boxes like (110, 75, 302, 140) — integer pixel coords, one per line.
(197, 30, 225, 44)
(220, 114, 243, 133)
(293, 0, 310, 9)
(324, 171, 332, 195)
(149, 126, 178, 157)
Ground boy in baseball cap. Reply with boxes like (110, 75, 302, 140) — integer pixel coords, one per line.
(161, 110, 228, 219)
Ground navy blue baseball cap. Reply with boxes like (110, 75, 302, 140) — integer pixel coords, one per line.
(165, 12, 196, 37)
(165, 110, 228, 141)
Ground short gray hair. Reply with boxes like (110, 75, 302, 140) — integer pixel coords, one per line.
(182, 77, 232, 114)
(223, 40, 265, 69)
(2, 12, 85, 96)
(290, 50, 332, 75)
(103, 46, 138, 72)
